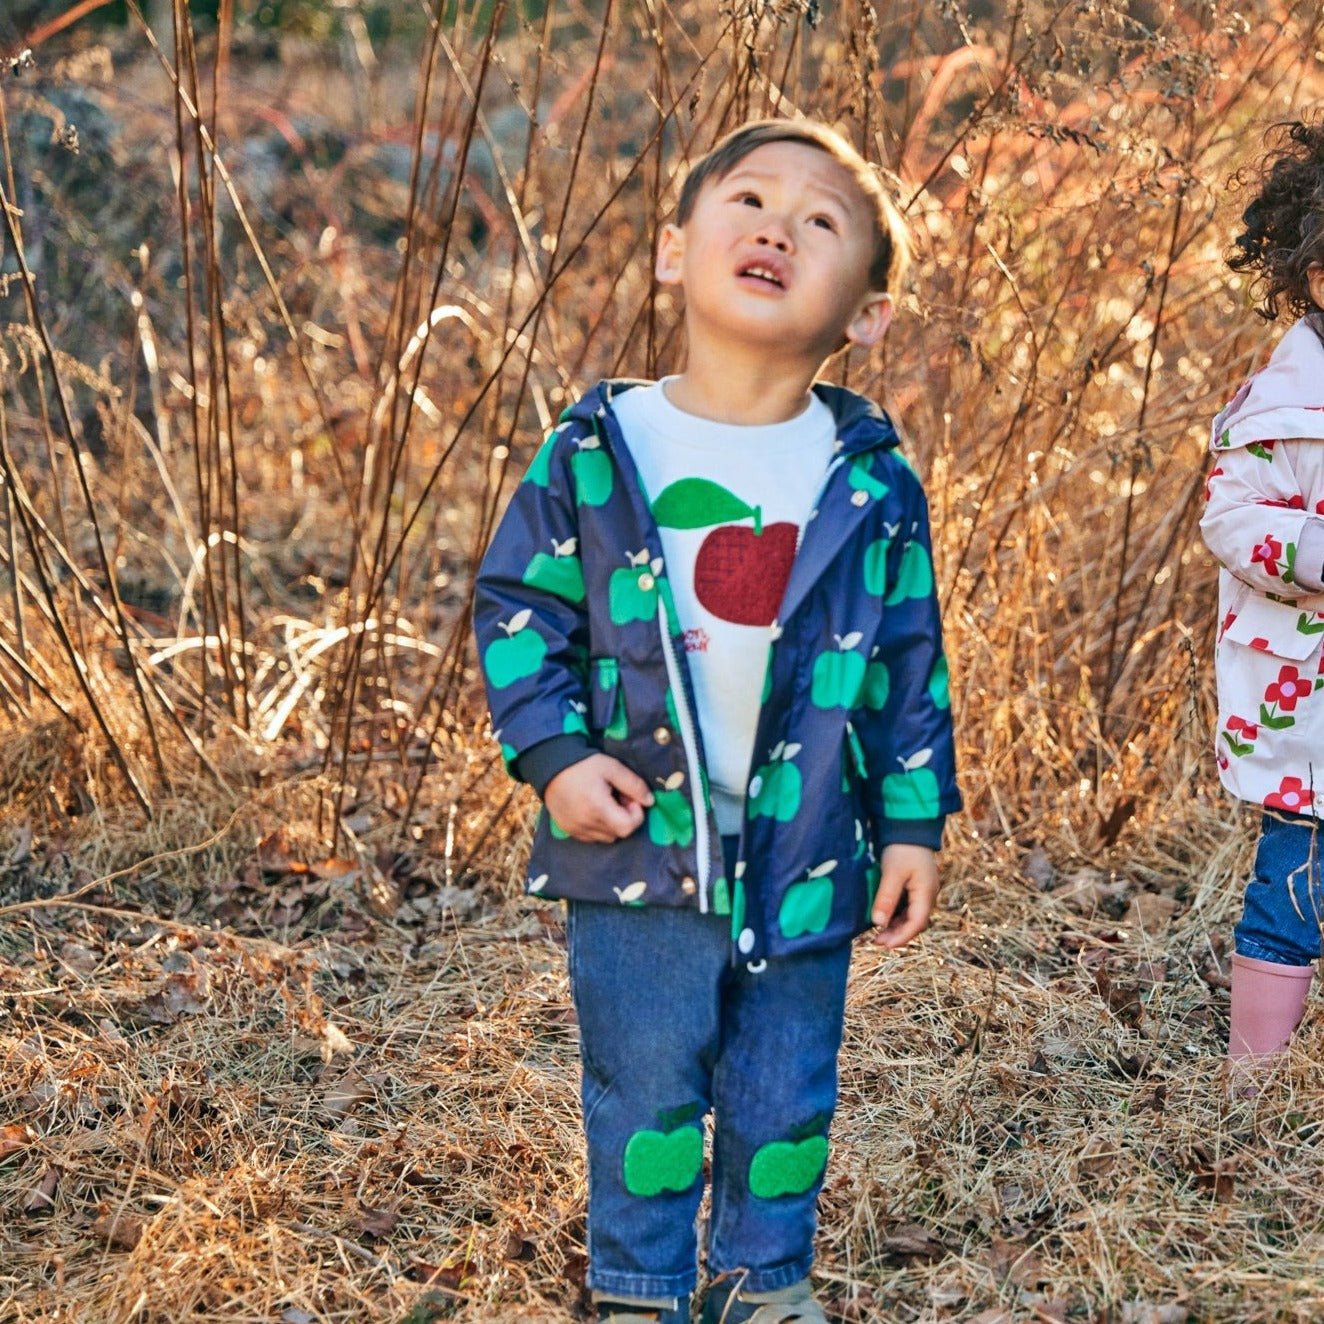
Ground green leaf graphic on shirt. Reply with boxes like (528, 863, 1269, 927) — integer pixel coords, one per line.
(1247, 441, 1275, 462)
(653, 478, 758, 530)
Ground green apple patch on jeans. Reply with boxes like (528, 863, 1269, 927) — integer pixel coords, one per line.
(748, 1134, 829, 1199)
(622, 1123, 704, 1197)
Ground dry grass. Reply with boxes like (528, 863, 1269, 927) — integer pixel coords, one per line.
(3, 0, 1324, 1319)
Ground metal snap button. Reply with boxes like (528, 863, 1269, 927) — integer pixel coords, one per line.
(851, 489, 869, 507)
(638, 572, 655, 591)
(653, 727, 672, 745)
(680, 876, 696, 895)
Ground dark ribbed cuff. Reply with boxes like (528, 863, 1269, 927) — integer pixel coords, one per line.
(877, 816, 945, 852)
(515, 734, 594, 798)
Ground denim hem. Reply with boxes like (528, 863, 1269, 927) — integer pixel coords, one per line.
(587, 1269, 696, 1299)
(706, 1257, 814, 1296)
(1234, 937, 1318, 967)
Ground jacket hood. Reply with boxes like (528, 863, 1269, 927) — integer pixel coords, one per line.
(565, 379, 902, 456)
(1211, 315, 1324, 453)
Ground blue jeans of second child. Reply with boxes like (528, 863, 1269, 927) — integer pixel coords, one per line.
(1235, 810, 1324, 966)
(565, 868, 852, 1301)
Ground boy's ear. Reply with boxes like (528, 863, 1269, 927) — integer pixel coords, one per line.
(655, 222, 685, 286)
(844, 292, 893, 350)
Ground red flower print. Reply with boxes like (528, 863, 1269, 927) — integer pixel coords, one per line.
(1265, 776, 1313, 814)
(1205, 466, 1224, 502)
(1226, 714, 1259, 740)
(1265, 665, 1314, 711)
(1263, 494, 1306, 510)
(1251, 534, 1283, 576)
(1219, 609, 1237, 640)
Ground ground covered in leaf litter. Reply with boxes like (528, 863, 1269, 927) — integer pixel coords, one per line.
(3, 792, 1324, 1324)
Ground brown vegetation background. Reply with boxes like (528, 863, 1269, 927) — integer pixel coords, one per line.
(1, 1, 1323, 1320)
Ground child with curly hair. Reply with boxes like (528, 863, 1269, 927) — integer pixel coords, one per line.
(1201, 118, 1324, 1067)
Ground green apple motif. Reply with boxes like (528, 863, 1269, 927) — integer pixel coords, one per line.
(730, 865, 747, 943)
(860, 648, 890, 710)
(563, 700, 588, 737)
(882, 748, 942, 818)
(862, 527, 897, 595)
(712, 874, 732, 916)
(811, 632, 866, 709)
(483, 609, 547, 689)
(524, 431, 559, 488)
(604, 688, 628, 741)
(884, 537, 934, 604)
(778, 859, 837, 938)
(928, 655, 951, 710)
(522, 537, 585, 604)
(848, 454, 889, 501)
(571, 434, 613, 506)
(747, 742, 803, 822)
(609, 550, 663, 625)
(748, 1134, 829, 1199)
(623, 1123, 704, 1197)
(648, 770, 694, 847)
(499, 738, 518, 772)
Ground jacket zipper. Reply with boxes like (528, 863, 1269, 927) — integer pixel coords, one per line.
(657, 598, 711, 912)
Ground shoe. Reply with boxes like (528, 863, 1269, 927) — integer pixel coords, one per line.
(702, 1277, 828, 1323)
(594, 1294, 690, 1323)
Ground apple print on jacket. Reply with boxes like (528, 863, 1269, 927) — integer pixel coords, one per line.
(747, 741, 803, 822)
(811, 632, 865, 708)
(609, 550, 664, 625)
(778, 858, 837, 938)
(571, 433, 613, 506)
(885, 530, 934, 604)
(648, 770, 695, 847)
(883, 747, 942, 818)
(522, 537, 585, 604)
(482, 609, 546, 689)
(652, 477, 796, 627)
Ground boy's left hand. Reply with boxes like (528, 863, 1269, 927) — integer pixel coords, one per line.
(870, 844, 940, 948)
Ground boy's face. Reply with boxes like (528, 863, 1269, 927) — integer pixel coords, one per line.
(655, 141, 892, 363)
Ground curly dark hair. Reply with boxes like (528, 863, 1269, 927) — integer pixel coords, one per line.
(1229, 118, 1324, 321)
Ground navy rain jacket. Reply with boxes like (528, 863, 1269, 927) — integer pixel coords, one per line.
(474, 380, 961, 963)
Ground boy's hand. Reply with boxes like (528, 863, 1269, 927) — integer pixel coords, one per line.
(543, 754, 655, 843)
(870, 843, 940, 948)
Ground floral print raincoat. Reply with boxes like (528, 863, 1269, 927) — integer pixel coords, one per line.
(1201, 317, 1324, 817)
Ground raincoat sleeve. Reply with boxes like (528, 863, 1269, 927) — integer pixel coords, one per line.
(473, 424, 593, 782)
(1201, 440, 1324, 597)
(853, 465, 961, 851)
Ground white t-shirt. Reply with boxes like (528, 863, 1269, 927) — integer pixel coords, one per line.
(613, 380, 835, 835)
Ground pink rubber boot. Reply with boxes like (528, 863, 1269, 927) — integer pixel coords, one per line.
(1228, 953, 1314, 1062)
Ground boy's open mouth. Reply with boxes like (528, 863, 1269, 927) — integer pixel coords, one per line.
(737, 260, 787, 289)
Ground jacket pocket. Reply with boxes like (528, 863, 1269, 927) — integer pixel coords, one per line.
(589, 656, 628, 740)
(1223, 592, 1324, 660)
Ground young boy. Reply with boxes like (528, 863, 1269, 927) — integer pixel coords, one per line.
(474, 119, 960, 1324)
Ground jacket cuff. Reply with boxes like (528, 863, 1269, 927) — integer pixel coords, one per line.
(515, 734, 594, 798)
(878, 816, 945, 852)
(1295, 517, 1324, 593)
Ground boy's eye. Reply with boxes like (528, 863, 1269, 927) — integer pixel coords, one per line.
(810, 214, 838, 231)
(737, 191, 762, 207)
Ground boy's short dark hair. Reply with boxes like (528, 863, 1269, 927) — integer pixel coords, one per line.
(676, 118, 912, 295)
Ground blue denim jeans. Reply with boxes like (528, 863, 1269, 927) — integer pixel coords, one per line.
(565, 843, 852, 1300)
(1235, 810, 1324, 966)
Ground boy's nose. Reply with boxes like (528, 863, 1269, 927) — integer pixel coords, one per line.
(754, 227, 792, 253)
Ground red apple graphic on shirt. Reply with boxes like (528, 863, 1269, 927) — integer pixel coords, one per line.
(652, 477, 796, 627)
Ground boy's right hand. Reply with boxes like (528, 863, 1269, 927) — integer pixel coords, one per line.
(543, 754, 655, 842)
